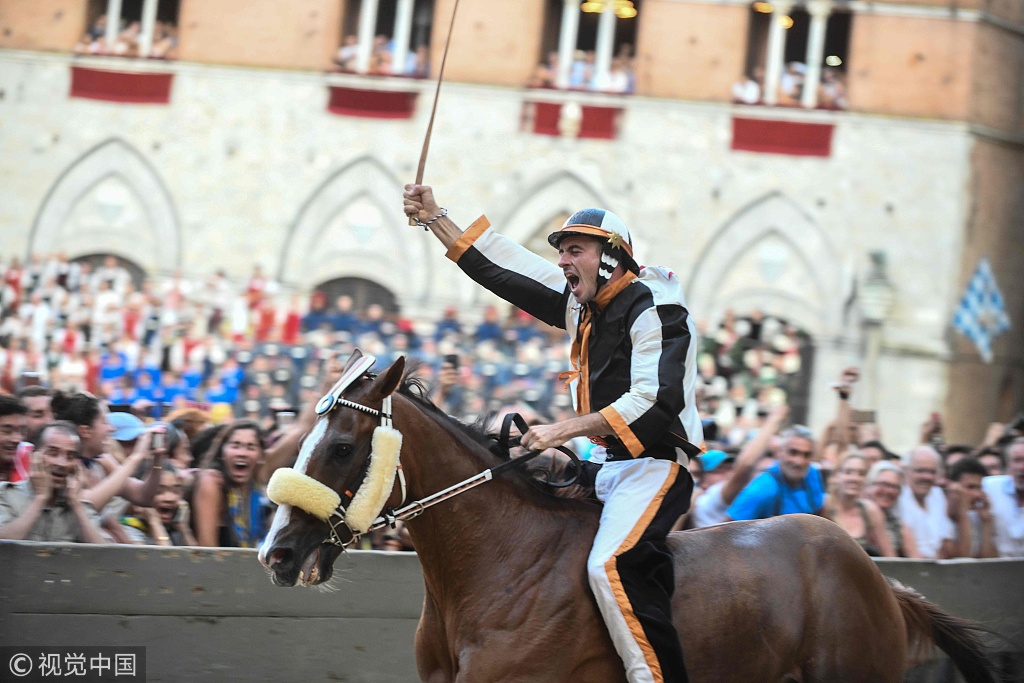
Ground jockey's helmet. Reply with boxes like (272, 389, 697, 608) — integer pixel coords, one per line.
(548, 208, 639, 288)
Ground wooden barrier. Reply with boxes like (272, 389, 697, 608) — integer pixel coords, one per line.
(1, 542, 1021, 682)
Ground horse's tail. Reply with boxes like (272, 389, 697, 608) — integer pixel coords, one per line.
(888, 578, 997, 683)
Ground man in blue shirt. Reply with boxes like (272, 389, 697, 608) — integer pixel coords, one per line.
(727, 426, 824, 520)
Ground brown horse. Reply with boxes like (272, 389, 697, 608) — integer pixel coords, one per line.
(259, 354, 996, 683)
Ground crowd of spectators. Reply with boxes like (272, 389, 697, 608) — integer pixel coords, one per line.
(528, 46, 637, 94)
(732, 61, 847, 109)
(333, 34, 430, 77)
(0, 253, 1021, 562)
(73, 13, 179, 59)
(681, 365, 1024, 562)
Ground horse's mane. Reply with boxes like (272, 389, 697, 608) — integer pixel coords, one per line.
(396, 373, 597, 504)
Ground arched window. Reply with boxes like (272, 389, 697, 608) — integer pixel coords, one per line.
(81, 0, 180, 59)
(334, 0, 434, 77)
(535, 0, 640, 93)
(313, 277, 399, 316)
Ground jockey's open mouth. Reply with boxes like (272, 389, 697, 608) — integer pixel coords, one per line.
(564, 271, 581, 293)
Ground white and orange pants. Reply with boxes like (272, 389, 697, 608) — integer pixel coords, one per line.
(588, 458, 692, 683)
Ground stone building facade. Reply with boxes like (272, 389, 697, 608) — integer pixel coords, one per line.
(0, 0, 1021, 448)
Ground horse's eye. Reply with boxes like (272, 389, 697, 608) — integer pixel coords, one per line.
(333, 443, 353, 459)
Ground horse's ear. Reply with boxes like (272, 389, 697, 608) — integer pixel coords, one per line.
(370, 356, 406, 398)
(340, 348, 364, 375)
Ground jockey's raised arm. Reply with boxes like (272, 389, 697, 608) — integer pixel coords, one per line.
(404, 184, 568, 328)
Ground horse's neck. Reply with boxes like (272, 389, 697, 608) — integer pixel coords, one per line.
(396, 401, 565, 591)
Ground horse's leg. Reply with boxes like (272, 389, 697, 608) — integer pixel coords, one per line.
(416, 593, 455, 683)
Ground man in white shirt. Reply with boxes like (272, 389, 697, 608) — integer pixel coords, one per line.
(898, 445, 958, 559)
(982, 438, 1024, 557)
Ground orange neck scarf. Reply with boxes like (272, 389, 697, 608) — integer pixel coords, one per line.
(559, 272, 637, 414)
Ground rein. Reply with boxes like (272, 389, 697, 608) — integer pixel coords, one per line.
(267, 367, 582, 550)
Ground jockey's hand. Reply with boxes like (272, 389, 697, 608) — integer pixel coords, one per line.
(404, 184, 442, 224)
(521, 424, 568, 452)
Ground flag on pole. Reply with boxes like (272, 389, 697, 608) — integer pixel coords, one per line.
(953, 257, 1010, 363)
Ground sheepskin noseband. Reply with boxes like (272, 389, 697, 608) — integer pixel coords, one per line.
(267, 386, 404, 535)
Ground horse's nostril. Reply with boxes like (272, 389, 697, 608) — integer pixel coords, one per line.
(268, 547, 292, 570)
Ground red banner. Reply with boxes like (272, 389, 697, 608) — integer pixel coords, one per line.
(69, 66, 173, 104)
(731, 116, 834, 157)
(531, 102, 622, 140)
(327, 86, 418, 119)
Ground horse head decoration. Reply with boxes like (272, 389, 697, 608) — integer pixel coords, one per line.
(259, 350, 407, 586)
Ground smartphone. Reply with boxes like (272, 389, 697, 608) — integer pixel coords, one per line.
(20, 372, 42, 387)
(277, 411, 296, 429)
(151, 430, 166, 451)
(444, 354, 460, 370)
(851, 410, 877, 424)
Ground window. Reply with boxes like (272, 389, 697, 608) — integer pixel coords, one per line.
(313, 277, 399, 315)
(738, 1, 851, 109)
(77, 0, 180, 59)
(532, 0, 640, 93)
(334, 0, 434, 77)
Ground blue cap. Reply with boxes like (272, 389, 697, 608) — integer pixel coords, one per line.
(697, 450, 734, 472)
(108, 412, 145, 442)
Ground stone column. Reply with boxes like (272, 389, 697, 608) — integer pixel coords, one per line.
(137, 0, 160, 58)
(556, 0, 581, 89)
(391, 0, 416, 75)
(801, 0, 833, 109)
(762, 0, 795, 106)
(356, 0, 380, 74)
(594, 3, 617, 88)
(104, 0, 123, 50)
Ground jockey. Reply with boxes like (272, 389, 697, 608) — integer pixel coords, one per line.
(404, 185, 702, 683)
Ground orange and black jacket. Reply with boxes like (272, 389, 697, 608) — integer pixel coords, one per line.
(446, 216, 703, 463)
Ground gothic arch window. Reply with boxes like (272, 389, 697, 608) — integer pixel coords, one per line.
(280, 156, 433, 309)
(687, 192, 840, 338)
(30, 139, 180, 275)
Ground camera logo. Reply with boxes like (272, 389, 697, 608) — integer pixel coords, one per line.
(8, 652, 33, 676)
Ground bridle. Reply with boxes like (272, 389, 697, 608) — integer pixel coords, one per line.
(268, 361, 582, 551)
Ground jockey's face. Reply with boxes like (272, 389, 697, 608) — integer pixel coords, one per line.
(557, 235, 603, 304)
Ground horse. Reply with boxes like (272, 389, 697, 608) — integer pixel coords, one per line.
(259, 352, 996, 683)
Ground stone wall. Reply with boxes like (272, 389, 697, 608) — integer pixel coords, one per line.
(0, 50, 994, 447)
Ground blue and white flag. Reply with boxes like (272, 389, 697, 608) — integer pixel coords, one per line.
(953, 257, 1010, 363)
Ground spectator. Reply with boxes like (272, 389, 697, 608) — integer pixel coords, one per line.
(731, 67, 763, 104)
(864, 461, 922, 558)
(943, 444, 973, 471)
(51, 391, 163, 512)
(897, 445, 960, 559)
(859, 439, 893, 469)
(981, 437, 1024, 557)
(334, 35, 359, 71)
(975, 446, 1004, 477)
(119, 462, 196, 546)
(688, 405, 789, 529)
(0, 421, 106, 543)
(947, 457, 997, 558)
(726, 425, 824, 520)
(0, 394, 28, 482)
(823, 453, 895, 556)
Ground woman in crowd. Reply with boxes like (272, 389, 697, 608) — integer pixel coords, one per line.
(864, 460, 922, 558)
(191, 413, 308, 548)
(120, 462, 197, 546)
(192, 420, 269, 547)
(824, 453, 895, 557)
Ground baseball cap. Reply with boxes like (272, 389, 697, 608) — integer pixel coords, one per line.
(108, 411, 145, 442)
(697, 450, 734, 472)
